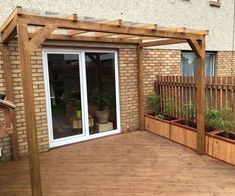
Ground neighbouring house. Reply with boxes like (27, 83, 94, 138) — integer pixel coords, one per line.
(0, 0, 234, 161)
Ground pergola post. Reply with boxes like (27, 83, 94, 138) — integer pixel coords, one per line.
(137, 45, 144, 131)
(17, 22, 42, 196)
(196, 38, 206, 155)
(2, 43, 19, 160)
(188, 37, 206, 154)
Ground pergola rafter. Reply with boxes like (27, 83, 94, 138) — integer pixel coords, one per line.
(0, 7, 208, 196)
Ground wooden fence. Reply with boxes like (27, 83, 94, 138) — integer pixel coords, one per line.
(154, 76, 235, 118)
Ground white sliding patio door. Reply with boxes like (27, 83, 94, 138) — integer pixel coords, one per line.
(43, 49, 120, 148)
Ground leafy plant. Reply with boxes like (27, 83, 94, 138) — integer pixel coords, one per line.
(146, 92, 161, 115)
(89, 86, 114, 111)
(155, 114, 164, 119)
(164, 98, 174, 116)
(205, 107, 234, 137)
(181, 102, 195, 126)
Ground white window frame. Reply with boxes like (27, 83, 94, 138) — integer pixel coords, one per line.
(42, 48, 121, 148)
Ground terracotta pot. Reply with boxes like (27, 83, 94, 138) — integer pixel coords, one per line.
(96, 110, 110, 124)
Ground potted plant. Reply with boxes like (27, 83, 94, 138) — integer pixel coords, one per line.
(206, 107, 235, 165)
(89, 86, 114, 124)
(144, 92, 177, 138)
(170, 102, 198, 149)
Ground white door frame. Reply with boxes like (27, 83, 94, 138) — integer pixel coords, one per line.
(42, 48, 121, 148)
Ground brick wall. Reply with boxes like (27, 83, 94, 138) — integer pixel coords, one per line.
(216, 51, 235, 76)
(0, 46, 9, 161)
(119, 48, 139, 132)
(143, 49, 181, 110)
(0, 40, 48, 160)
(0, 43, 234, 161)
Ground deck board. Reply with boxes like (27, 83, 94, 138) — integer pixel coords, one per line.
(0, 131, 235, 195)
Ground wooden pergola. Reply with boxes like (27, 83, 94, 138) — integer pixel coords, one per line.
(0, 7, 208, 196)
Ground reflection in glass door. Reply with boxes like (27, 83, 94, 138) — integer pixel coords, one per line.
(85, 53, 117, 135)
(44, 49, 120, 148)
(47, 53, 84, 140)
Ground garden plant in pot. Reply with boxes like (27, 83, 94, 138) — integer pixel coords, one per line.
(179, 102, 196, 128)
(89, 86, 114, 124)
(206, 107, 235, 140)
(145, 92, 177, 138)
(163, 98, 177, 120)
(146, 92, 162, 118)
(146, 92, 177, 120)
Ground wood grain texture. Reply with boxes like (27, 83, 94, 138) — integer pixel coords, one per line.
(145, 115, 170, 138)
(170, 124, 197, 150)
(208, 136, 235, 165)
(196, 38, 206, 155)
(0, 131, 235, 196)
(17, 23, 42, 196)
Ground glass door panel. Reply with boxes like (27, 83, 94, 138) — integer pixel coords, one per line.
(47, 53, 84, 140)
(85, 52, 117, 135)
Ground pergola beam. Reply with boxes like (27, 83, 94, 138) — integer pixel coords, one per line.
(140, 39, 187, 47)
(29, 24, 57, 52)
(0, 6, 22, 33)
(187, 39, 202, 58)
(19, 14, 206, 40)
(28, 33, 141, 44)
(1, 16, 18, 43)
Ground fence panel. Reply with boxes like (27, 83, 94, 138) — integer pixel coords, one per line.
(154, 76, 235, 118)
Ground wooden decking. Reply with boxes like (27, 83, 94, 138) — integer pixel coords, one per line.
(0, 131, 235, 196)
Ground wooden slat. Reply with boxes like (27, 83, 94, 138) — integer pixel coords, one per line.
(98, 19, 122, 26)
(0, 131, 235, 195)
(140, 39, 187, 47)
(64, 13, 78, 21)
(137, 46, 144, 131)
(1, 16, 18, 43)
(17, 22, 42, 196)
(29, 24, 57, 52)
(2, 43, 19, 160)
(0, 6, 22, 33)
(28, 33, 141, 44)
(18, 14, 206, 40)
(67, 30, 87, 36)
(67, 19, 122, 36)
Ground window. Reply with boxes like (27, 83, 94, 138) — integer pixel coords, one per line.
(181, 52, 216, 76)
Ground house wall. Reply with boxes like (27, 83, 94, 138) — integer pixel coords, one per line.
(1, 42, 233, 160)
(0, 0, 234, 51)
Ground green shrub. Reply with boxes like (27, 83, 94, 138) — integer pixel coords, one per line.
(181, 102, 195, 126)
(205, 107, 234, 137)
(164, 98, 174, 116)
(146, 92, 161, 115)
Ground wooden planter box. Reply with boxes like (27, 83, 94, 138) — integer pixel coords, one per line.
(207, 130, 235, 166)
(145, 114, 235, 165)
(144, 113, 176, 139)
(170, 119, 211, 151)
(170, 119, 198, 150)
